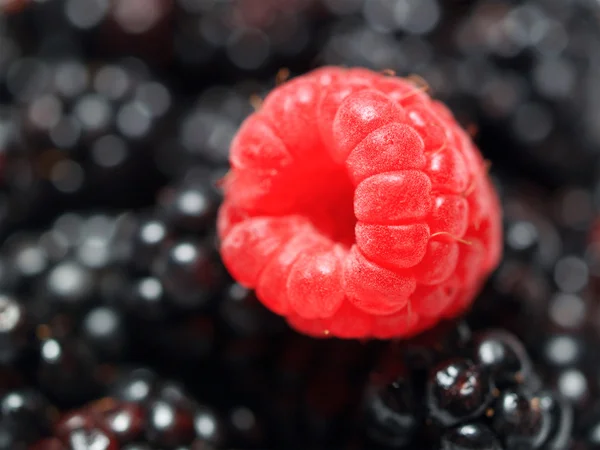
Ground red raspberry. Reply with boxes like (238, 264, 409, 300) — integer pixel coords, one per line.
(218, 67, 502, 339)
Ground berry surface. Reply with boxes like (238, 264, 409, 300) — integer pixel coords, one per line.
(218, 67, 503, 339)
(5, 1, 600, 449)
(362, 321, 572, 450)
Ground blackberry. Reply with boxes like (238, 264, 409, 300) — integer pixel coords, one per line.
(106, 178, 227, 368)
(0, 212, 138, 406)
(2, 56, 172, 227)
(80, 306, 128, 361)
(6, 0, 172, 65)
(172, 0, 324, 84)
(30, 367, 235, 450)
(450, 0, 600, 186)
(362, 321, 573, 449)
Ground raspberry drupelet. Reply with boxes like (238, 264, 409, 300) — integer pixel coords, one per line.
(218, 66, 502, 339)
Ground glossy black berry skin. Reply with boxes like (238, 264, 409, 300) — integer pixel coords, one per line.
(157, 181, 219, 234)
(364, 371, 420, 447)
(145, 398, 195, 447)
(0, 388, 54, 445)
(491, 389, 552, 449)
(540, 390, 573, 450)
(65, 427, 120, 450)
(36, 336, 103, 406)
(427, 359, 492, 427)
(0, 294, 30, 365)
(109, 368, 158, 405)
(152, 239, 223, 310)
(28, 368, 231, 449)
(125, 276, 169, 321)
(471, 330, 534, 387)
(440, 423, 502, 450)
(362, 320, 573, 450)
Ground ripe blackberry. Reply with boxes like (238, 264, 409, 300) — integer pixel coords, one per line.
(2, 56, 172, 227)
(107, 177, 228, 368)
(451, 0, 600, 186)
(30, 367, 234, 450)
(0, 212, 138, 406)
(5, 0, 173, 65)
(459, 179, 600, 450)
(173, 0, 324, 84)
(362, 321, 573, 449)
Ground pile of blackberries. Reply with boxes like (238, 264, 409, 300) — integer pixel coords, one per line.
(2, 0, 600, 449)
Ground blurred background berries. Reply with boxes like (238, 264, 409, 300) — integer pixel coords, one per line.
(2, 0, 600, 448)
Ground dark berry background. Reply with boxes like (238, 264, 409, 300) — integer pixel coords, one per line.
(1, 1, 600, 449)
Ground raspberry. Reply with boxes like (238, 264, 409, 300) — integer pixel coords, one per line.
(218, 66, 502, 339)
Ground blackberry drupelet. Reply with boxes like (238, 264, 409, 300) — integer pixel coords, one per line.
(440, 422, 502, 450)
(0, 380, 56, 450)
(0, 294, 31, 367)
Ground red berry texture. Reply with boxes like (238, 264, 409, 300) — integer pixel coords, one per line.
(218, 66, 502, 339)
